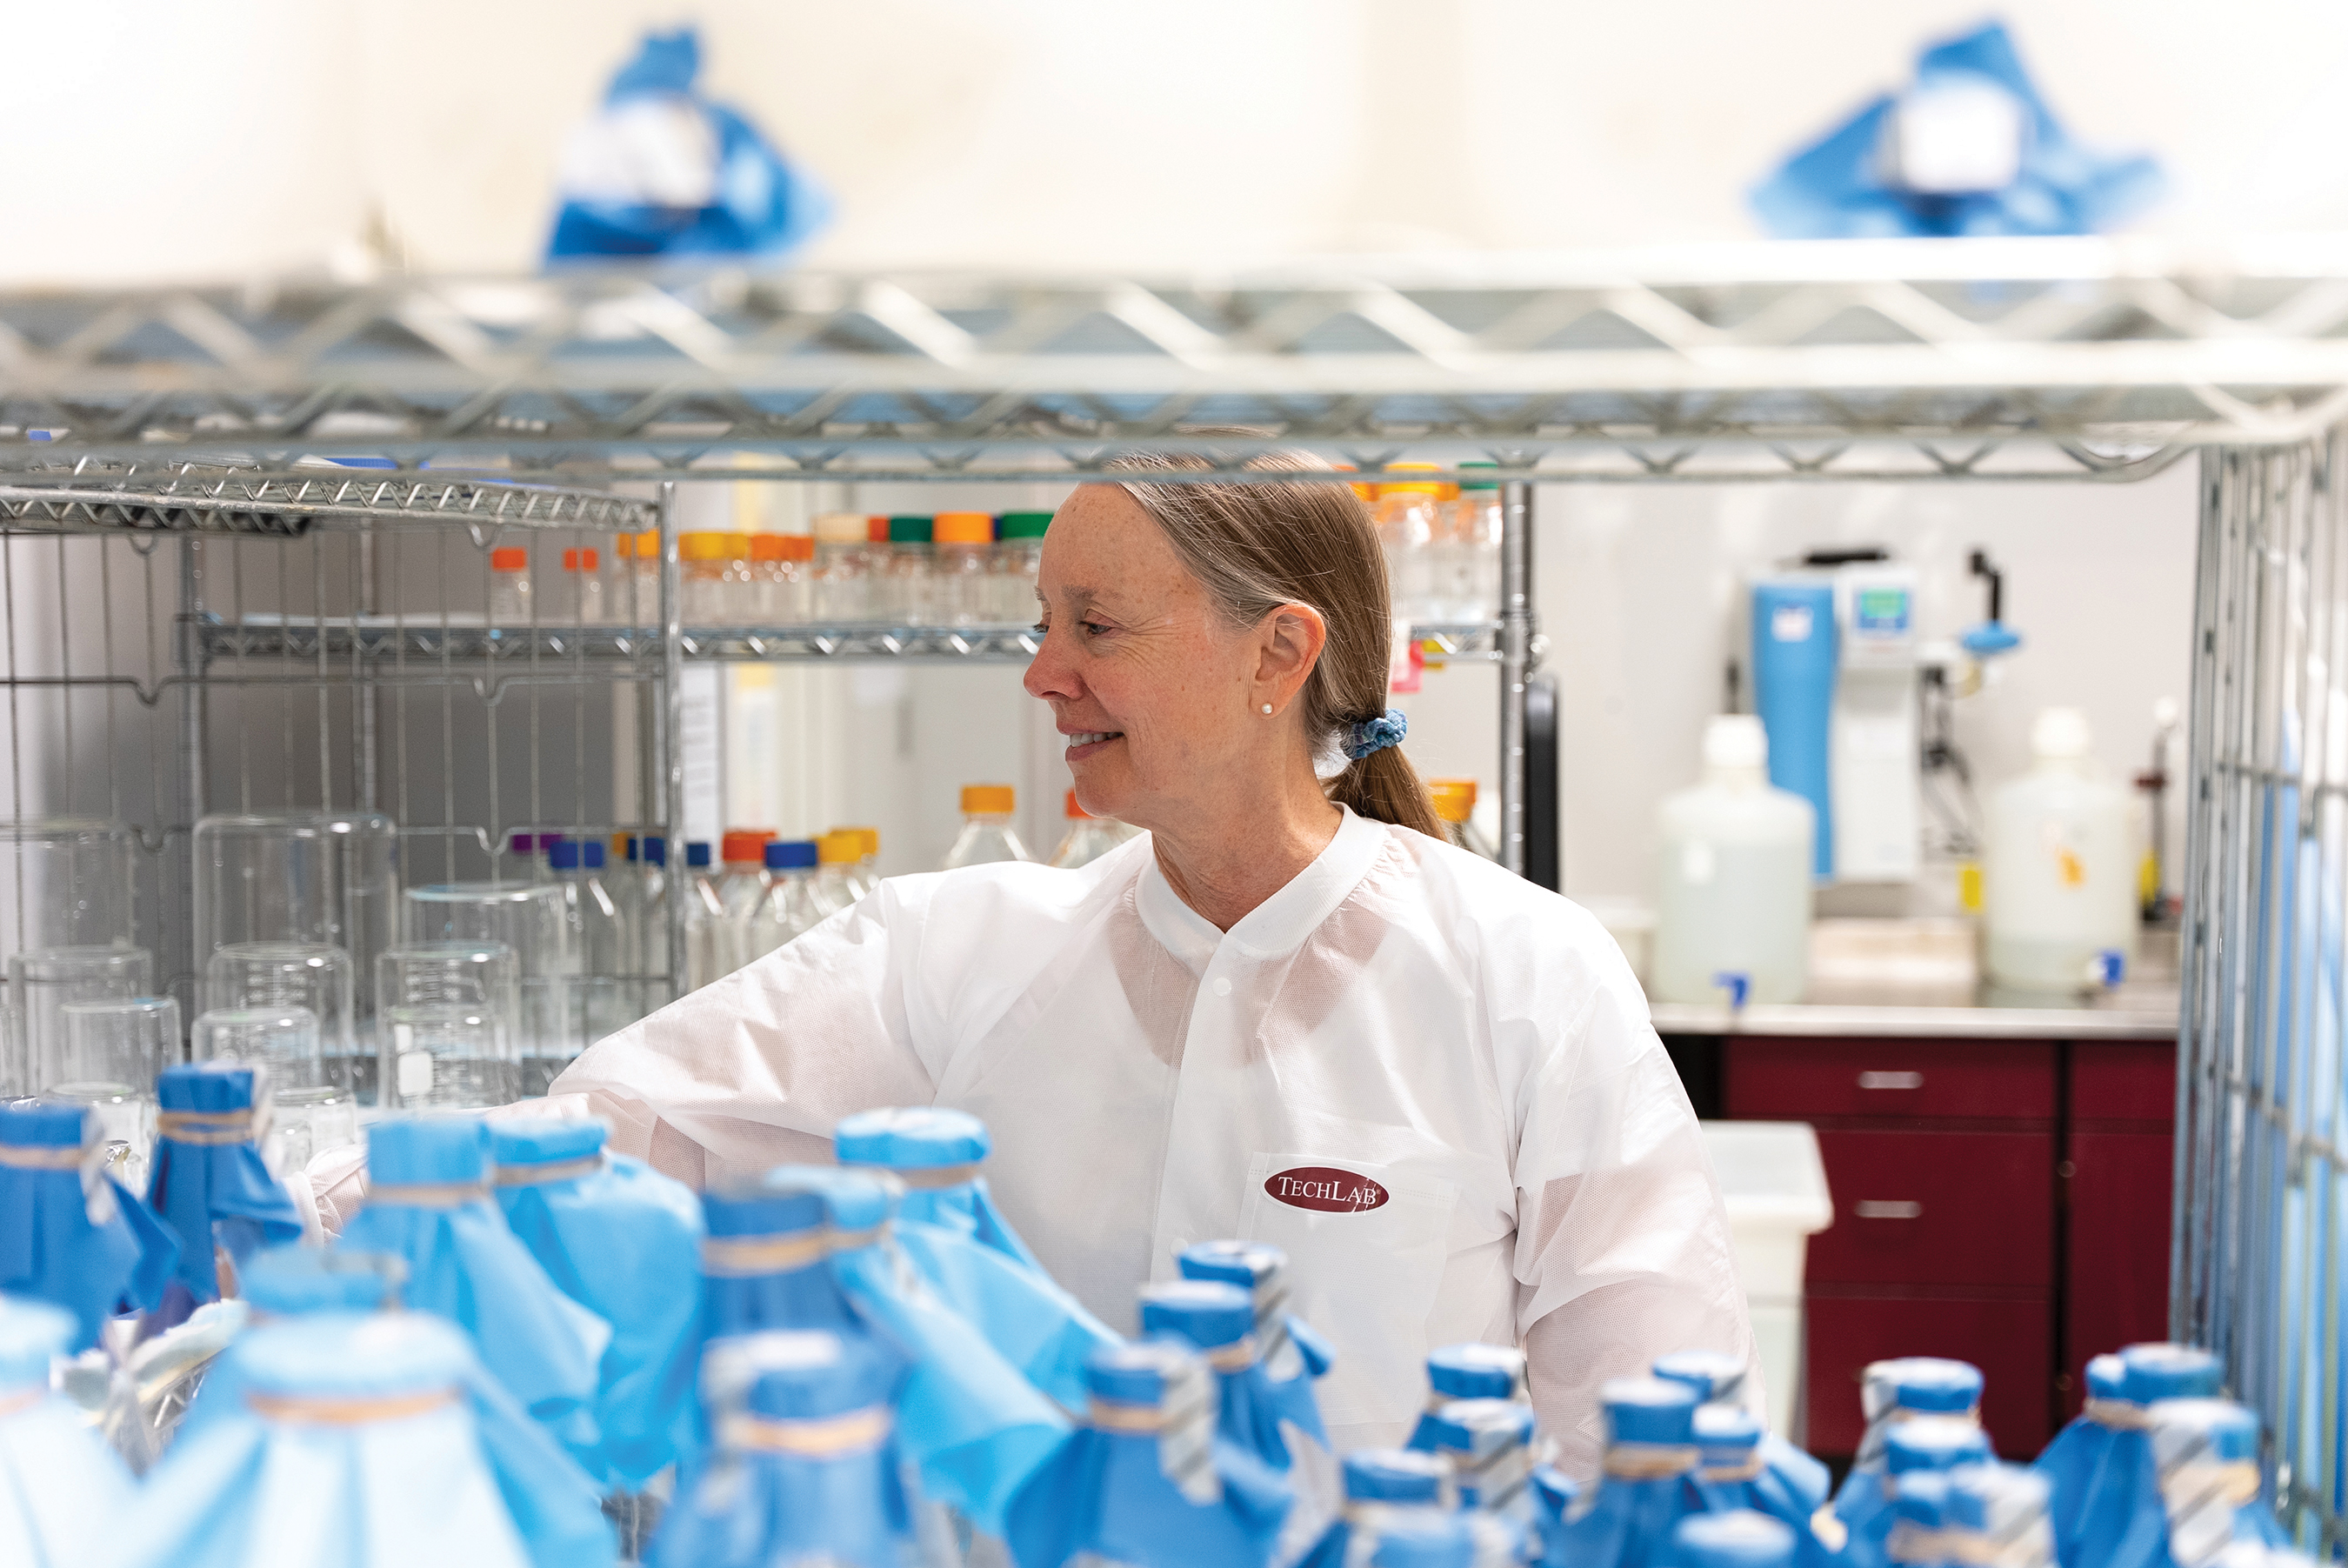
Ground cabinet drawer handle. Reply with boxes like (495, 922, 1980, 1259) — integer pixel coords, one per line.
(1858, 1071, 1925, 1091)
(1854, 1199, 1924, 1220)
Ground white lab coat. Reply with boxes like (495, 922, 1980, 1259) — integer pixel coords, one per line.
(543, 806, 1755, 1469)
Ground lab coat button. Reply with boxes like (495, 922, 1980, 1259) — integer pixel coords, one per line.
(1211, 977, 1232, 998)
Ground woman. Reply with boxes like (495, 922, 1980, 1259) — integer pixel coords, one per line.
(544, 453, 1753, 1467)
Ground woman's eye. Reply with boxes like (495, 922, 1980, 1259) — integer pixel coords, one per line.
(1081, 621, 1111, 637)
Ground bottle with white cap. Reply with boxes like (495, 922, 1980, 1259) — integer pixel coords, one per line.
(1984, 707, 2138, 992)
(1652, 715, 1816, 1006)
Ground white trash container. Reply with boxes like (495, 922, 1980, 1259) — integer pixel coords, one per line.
(1699, 1119, 1833, 1443)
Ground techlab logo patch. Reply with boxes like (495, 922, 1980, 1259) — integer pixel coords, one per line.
(1264, 1166, 1388, 1213)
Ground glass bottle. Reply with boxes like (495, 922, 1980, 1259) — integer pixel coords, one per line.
(680, 531, 751, 625)
(882, 516, 934, 625)
(558, 546, 605, 625)
(1446, 462, 1504, 624)
(546, 837, 627, 1055)
(932, 512, 995, 626)
(683, 842, 735, 991)
(811, 512, 870, 621)
(747, 533, 815, 624)
(616, 529, 662, 628)
(942, 785, 1031, 871)
(837, 825, 881, 897)
(717, 830, 775, 965)
(993, 511, 1051, 624)
(744, 840, 825, 960)
(1427, 778, 1498, 860)
(813, 830, 865, 912)
(488, 546, 531, 624)
(1049, 790, 1139, 869)
(1374, 464, 1441, 625)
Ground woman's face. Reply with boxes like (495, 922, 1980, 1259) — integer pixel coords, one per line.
(1023, 485, 1315, 832)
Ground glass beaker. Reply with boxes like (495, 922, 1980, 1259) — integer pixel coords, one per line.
(403, 883, 572, 1083)
(10, 944, 154, 1097)
(269, 1084, 359, 1178)
(384, 1002, 517, 1110)
(0, 819, 137, 960)
(47, 1082, 156, 1189)
(191, 1005, 324, 1088)
(51, 994, 177, 1186)
(201, 943, 354, 1092)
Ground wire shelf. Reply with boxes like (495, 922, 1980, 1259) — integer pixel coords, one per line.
(0, 461, 656, 537)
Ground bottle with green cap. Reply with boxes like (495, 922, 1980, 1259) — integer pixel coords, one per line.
(994, 510, 1053, 623)
(881, 515, 934, 625)
(1442, 461, 1504, 623)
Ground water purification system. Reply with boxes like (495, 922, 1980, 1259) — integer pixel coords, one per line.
(1750, 552, 1922, 884)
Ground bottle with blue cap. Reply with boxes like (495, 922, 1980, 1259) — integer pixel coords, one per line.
(1421, 1397, 1544, 1562)
(745, 839, 827, 959)
(710, 1164, 1070, 1537)
(1179, 1244, 1335, 1487)
(1004, 1336, 1292, 1568)
(546, 836, 628, 1058)
(1830, 1416, 1994, 1568)
(333, 1118, 611, 1468)
(1944, 1462, 2055, 1568)
(1405, 1343, 1524, 1451)
(0, 1291, 133, 1564)
(1138, 1279, 1322, 1554)
(0, 1099, 178, 1351)
(1654, 1349, 1831, 1512)
(490, 1116, 704, 1489)
(113, 1310, 617, 1568)
(1688, 1402, 1834, 1568)
(651, 1329, 916, 1568)
(1674, 1510, 1799, 1568)
(2145, 1398, 2287, 1565)
(2033, 1343, 2222, 1568)
(619, 833, 671, 1015)
(1542, 1377, 1705, 1568)
(683, 840, 735, 991)
(1828, 1358, 1984, 1529)
(143, 1062, 305, 1318)
(836, 1105, 1121, 1409)
(172, 1245, 409, 1440)
(1296, 1448, 1453, 1568)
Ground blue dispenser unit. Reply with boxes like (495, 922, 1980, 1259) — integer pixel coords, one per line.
(1751, 579, 1838, 878)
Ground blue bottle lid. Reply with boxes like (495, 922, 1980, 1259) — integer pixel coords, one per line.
(1425, 1342, 1527, 1400)
(1694, 1402, 1764, 1458)
(1944, 1463, 2049, 1532)
(638, 835, 667, 866)
(365, 1117, 493, 1189)
(748, 1164, 900, 1235)
(1083, 1337, 1202, 1406)
(1654, 1350, 1749, 1403)
(1894, 1471, 1951, 1527)
(548, 837, 601, 871)
(0, 1293, 76, 1388)
(1884, 1415, 1993, 1473)
(704, 1329, 898, 1421)
(1, 1100, 86, 1150)
(1424, 1397, 1537, 1455)
(1137, 1279, 1255, 1351)
(1177, 1240, 1286, 1292)
(2148, 1398, 2261, 1464)
(2121, 1343, 2222, 1403)
(1344, 1447, 1450, 1504)
(1672, 1511, 1798, 1568)
(583, 840, 605, 870)
(489, 1118, 606, 1166)
(764, 839, 819, 871)
(158, 1059, 261, 1114)
(833, 1105, 990, 1170)
(2084, 1354, 2128, 1402)
(239, 1311, 473, 1401)
(1601, 1376, 1700, 1445)
(1367, 1512, 1474, 1568)
(702, 1174, 828, 1242)
(687, 841, 713, 868)
(242, 1246, 407, 1316)
(1868, 1357, 1984, 1414)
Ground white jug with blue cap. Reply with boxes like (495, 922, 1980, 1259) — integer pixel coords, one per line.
(1544, 1377, 1705, 1568)
(0, 1291, 131, 1565)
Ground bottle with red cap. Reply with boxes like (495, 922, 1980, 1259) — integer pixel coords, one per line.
(717, 829, 777, 941)
(613, 530, 661, 628)
(557, 545, 605, 625)
(942, 785, 1031, 871)
(1049, 790, 1139, 870)
(488, 546, 531, 624)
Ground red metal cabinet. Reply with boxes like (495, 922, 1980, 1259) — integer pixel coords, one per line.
(1807, 1129, 2054, 1289)
(2064, 1041, 2176, 1413)
(1805, 1296, 2056, 1457)
(1725, 1038, 2057, 1123)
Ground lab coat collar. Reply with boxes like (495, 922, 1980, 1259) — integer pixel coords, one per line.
(1134, 805, 1389, 977)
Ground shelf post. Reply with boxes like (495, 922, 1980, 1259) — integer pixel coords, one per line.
(659, 484, 689, 1004)
(1498, 480, 1536, 877)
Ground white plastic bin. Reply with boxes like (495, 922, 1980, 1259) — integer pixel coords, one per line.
(1699, 1119, 1833, 1443)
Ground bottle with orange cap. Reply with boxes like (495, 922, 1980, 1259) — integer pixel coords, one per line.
(748, 532, 815, 624)
(1375, 463, 1444, 624)
(488, 546, 532, 624)
(880, 516, 934, 626)
(1432, 462, 1504, 624)
(614, 530, 661, 628)
(810, 512, 871, 621)
(1048, 790, 1140, 871)
(557, 545, 605, 625)
(1427, 778, 1497, 860)
(716, 830, 777, 971)
(933, 511, 997, 626)
(941, 785, 1031, 871)
(680, 530, 752, 625)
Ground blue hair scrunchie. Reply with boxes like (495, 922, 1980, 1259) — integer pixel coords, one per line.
(1344, 709, 1409, 761)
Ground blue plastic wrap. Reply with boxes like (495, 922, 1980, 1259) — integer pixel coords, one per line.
(1004, 1338, 1292, 1568)
(1750, 20, 2162, 238)
(1690, 1404, 1834, 1568)
(1944, 1463, 2056, 1568)
(0, 1101, 177, 1350)
(650, 1330, 913, 1568)
(1543, 1378, 1706, 1568)
(2147, 1399, 2289, 1565)
(334, 1118, 610, 1466)
(1889, 1472, 1951, 1567)
(0, 1292, 133, 1566)
(145, 1064, 304, 1304)
(109, 1311, 615, 1568)
(1831, 1418, 1993, 1568)
(1675, 1511, 1798, 1568)
(1404, 1343, 1525, 1451)
(175, 1245, 407, 1439)
(2035, 1344, 2222, 1568)
(491, 1117, 704, 1486)
(1655, 1350, 1833, 1513)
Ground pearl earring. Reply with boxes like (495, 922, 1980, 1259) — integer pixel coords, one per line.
(1261, 704, 1274, 716)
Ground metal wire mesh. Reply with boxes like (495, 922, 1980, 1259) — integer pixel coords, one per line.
(2176, 432, 2348, 1552)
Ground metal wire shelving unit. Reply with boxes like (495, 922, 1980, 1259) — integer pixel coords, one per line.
(3, 238, 2344, 1542)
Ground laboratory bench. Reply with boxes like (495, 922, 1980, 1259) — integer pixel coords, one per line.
(1660, 926, 2181, 1461)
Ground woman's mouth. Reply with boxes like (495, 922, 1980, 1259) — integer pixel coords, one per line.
(1064, 730, 1124, 759)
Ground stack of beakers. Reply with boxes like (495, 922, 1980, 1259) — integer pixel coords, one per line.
(403, 881, 571, 1100)
(0, 817, 145, 1102)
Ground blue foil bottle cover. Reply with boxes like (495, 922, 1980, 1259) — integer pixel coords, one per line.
(1654, 1349, 1832, 1512)
(1180, 1241, 1335, 1440)
(145, 1063, 304, 1314)
(1830, 1358, 1985, 1518)
(1944, 1463, 2056, 1568)
(491, 1116, 704, 1487)
(651, 1330, 913, 1568)
(113, 1311, 616, 1568)
(1889, 1471, 1952, 1568)
(1837, 1418, 1995, 1568)
(835, 1106, 1119, 1410)
(1004, 1337, 1293, 1568)
(1405, 1343, 1524, 1452)
(1688, 1402, 1835, 1568)
(1676, 1511, 1798, 1568)
(0, 1100, 177, 1350)
(2146, 1399, 2288, 1565)
(1543, 1376, 1704, 1568)
(333, 1118, 611, 1465)
(1297, 1447, 1454, 1568)
(2035, 1344, 2221, 1568)
(0, 1291, 133, 1565)
(172, 1244, 409, 1440)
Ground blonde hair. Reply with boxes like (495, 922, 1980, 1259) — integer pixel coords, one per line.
(1106, 450, 1444, 841)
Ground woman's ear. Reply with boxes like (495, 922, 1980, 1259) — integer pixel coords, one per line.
(1253, 601, 1328, 710)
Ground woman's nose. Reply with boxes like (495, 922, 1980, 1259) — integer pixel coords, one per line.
(1023, 627, 1078, 703)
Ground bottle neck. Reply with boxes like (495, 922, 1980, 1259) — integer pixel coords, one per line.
(1703, 761, 1768, 791)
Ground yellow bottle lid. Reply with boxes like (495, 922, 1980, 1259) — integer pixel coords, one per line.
(834, 825, 880, 858)
(1377, 461, 1445, 498)
(817, 830, 864, 865)
(613, 530, 662, 559)
(679, 531, 750, 562)
(1427, 778, 1478, 824)
(961, 784, 1015, 817)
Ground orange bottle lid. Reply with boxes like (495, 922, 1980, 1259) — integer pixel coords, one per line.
(1426, 778, 1478, 824)
(778, 534, 814, 561)
(1064, 790, 1092, 819)
(749, 534, 788, 562)
(1377, 461, 1445, 498)
(934, 511, 995, 544)
(721, 829, 776, 864)
(866, 516, 890, 543)
(961, 784, 1016, 817)
(561, 547, 600, 572)
(490, 547, 527, 571)
(679, 531, 750, 562)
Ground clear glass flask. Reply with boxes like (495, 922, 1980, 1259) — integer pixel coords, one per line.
(191, 1004, 325, 1086)
(376, 942, 520, 1068)
(11, 944, 155, 1098)
(941, 785, 1031, 871)
(202, 941, 356, 1091)
(384, 1002, 516, 1110)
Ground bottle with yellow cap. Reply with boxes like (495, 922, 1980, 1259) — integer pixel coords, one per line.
(830, 826, 883, 898)
(1376, 463, 1444, 624)
(880, 516, 935, 626)
(1427, 778, 1497, 861)
(1437, 463, 1504, 624)
(810, 513, 871, 621)
(942, 785, 1031, 871)
(614, 530, 662, 629)
(1049, 789, 1140, 871)
(813, 830, 868, 913)
(933, 512, 997, 626)
(679, 530, 753, 626)
(748, 533, 814, 624)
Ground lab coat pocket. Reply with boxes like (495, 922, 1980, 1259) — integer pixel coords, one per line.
(1237, 1151, 1459, 1431)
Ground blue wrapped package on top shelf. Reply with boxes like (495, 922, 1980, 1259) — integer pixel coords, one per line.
(2035, 1343, 2223, 1568)
(836, 1106, 1120, 1411)
(0, 1292, 132, 1567)
(1004, 1337, 1292, 1568)
(144, 1063, 304, 1311)
(1655, 1348, 1832, 1512)
(651, 1330, 914, 1568)
(1542, 1377, 1706, 1568)
(0, 1100, 177, 1351)
(490, 1117, 704, 1488)
(2146, 1399, 2288, 1565)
